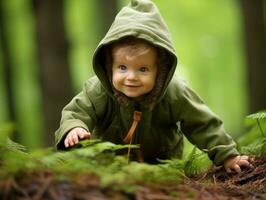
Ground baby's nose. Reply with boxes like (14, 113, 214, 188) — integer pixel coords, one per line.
(126, 71, 138, 80)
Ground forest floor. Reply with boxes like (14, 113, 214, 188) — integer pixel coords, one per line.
(1, 156, 266, 200)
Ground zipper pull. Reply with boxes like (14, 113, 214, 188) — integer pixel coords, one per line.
(124, 111, 142, 144)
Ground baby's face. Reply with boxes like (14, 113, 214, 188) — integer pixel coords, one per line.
(112, 45, 157, 98)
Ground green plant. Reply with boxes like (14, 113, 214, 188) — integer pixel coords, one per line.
(239, 111, 266, 156)
(184, 146, 212, 177)
(247, 112, 266, 137)
(0, 137, 185, 190)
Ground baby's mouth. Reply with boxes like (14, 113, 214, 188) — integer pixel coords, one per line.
(124, 84, 140, 87)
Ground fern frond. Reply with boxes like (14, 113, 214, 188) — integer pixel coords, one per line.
(0, 149, 30, 177)
(99, 160, 183, 187)
(0, 139, 185, 190)
(246, 111, 266, 138)
(247, 112, 266, 120)
(0, 123, 16, 133)
(79, 139, 138, 151)
(79, 139, 102, 147)
(240, 138, 266, 156)
(184, 146, 212, 177)
(0, 123, 16, 146)
(29, 148, 68, 168)
(158, 158, 185, 170)
(6, 137, 27, 152)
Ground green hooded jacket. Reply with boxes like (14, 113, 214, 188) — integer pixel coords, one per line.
(55, 0, 239, 165)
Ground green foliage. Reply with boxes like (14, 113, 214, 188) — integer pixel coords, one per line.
(247, 112, 266, 120)
(247, 111, 266, 137)
(184, 146, 213, 177)
(0, 138, 184, 190)
(240, 138, 266, 156)
(0, 134, 29, 176)
(239, 111, 266, 156)
(0, 124, 26, 153)
(0, 123, 16, 143)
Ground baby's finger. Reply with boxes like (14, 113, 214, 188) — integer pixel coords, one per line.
(69, 139, 74, 146)
(78, 131, 90, 139)
(238, 159, 254, 169)
(233, 164, 241, 173)
(64, 138, 70, 148)
(65, 136, 74, 148)
(71, 133, 79, 144)
(78, 132, 84, 139)
(83, 131, 91, 139)
(66, 134, 75, 146)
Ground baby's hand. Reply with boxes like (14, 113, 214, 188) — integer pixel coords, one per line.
(223, 155, 254, 173)
(64, 127, 91, 148)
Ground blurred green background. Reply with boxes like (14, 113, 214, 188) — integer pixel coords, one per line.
(0, 0, 265, 150)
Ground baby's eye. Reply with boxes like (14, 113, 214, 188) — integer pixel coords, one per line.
(139, 67, 149, 72)
(118, 65, 127, 70)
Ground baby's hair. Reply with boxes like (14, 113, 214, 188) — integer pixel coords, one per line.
(111, 36, 157, 58)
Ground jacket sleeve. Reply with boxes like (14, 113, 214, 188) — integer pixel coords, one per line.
(55, 78, 105, 150)
(177, 81, 239, 165)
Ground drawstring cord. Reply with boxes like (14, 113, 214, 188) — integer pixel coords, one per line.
(123, 111, 142, 163)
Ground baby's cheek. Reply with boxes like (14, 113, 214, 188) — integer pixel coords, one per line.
(148, 79, 156, 91)
(112, 76, 121, 90)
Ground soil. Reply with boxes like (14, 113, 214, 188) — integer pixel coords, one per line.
(0, 156, 265, 200)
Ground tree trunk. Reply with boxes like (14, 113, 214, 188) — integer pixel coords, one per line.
(97, 0, 118, 39)
(240, 0, 266, 113)
(33, 0, 73, 146)
(0, 1, 18, 140)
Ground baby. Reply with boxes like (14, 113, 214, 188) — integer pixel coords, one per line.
(55, 0, 252, 172)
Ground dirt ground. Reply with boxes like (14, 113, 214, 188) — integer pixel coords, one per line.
(0, 156, 265, 200)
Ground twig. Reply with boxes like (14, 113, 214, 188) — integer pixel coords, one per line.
(47, 187, 60, 200)
(32, 175, 53, 200)
(2, 177, 31, 200)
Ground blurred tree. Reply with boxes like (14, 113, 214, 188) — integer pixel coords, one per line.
(0, 1, 17, 139)
(33, 0, 73, 146)
(96, 0, 118, 39)
(240, 0, 266, 113)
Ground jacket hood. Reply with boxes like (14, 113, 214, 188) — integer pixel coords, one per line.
(92, 0, 177, 107)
